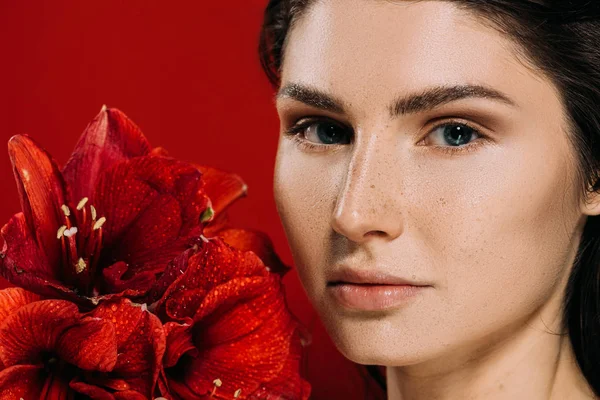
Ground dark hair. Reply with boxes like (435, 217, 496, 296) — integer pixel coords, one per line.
(259, 0, 600, 397)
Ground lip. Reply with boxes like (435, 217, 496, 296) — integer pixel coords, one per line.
(327, 283, 426, 311)
(326, 267, 430, 311)
(327, 267, 424, 286)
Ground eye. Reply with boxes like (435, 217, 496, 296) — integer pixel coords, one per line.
(284, 118, 352, 146)
(429, 122, 478, 146)
(423, 121, 487, 155)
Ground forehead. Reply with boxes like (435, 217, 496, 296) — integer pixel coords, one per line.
(281, 0, 528, 107)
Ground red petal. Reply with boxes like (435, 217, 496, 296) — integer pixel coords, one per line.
(179, 238, 268, 291)
(0, 214, 74, 299)
(163, 322, 197, 368)
(156, 238, 268, 321)
(179, 291, 297, 399)
(194, 165, 247, 216)
(0, 300, 80, 367)
(88, 299, 166, 397)
(62, 107, 151, 203)
(212, 228, 291, 275)
(113, 391, 149, 400)
(7, 134, 67, 268)
(40, 373, 71, 400)
(0, 365, 44, 399)
(69, 381, 115, 400)
(145, 248, 195, 306)
(93, 156, 208, 277)
(150, 147, 169, 157)
(247, 329, 312, 400)
(0, 299, 118, 373)
(191, 276, 272, 325)
(56, 317, 118, 371)
(163, 251, 302, 399)
(103, 261, 156, 295)
(0, 287, 41, 321)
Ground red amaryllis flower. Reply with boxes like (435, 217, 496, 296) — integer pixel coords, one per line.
(150, 238, 310, 400)
(0, 107, 210, 306)
(194, 165, 290, 276)
(0, 288, 165, 399)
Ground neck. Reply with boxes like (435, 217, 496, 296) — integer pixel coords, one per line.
(385, 289, 596, 400)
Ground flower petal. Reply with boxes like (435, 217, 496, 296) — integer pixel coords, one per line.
(179, 238, 268, 291)
(69, 381, 115, 400)
(113, 391, 149, 400)
(0, 299, 119, 374)
(213, 228, 291, 276)
(62, 107, 151, 203)
(163, 322, 197, 368)
(177, 297, 297, 399)
(102, 261, 156, 295)
(194, 165, 247, 216)
(0, 300, 80, 367)
(0, 287, 41, 321)
(145, 248, 196, 307)
(7, 134, 67, 268)
(162, 246, 304, 399)
(247, 329, 312, 400)
(0, 364, 44, 399)
(39, 373, 72, 400)
(93, 156, 208, 277)
(192, 276, 284, 340)
(156, 238, 268, 321)
(88, 299, 166, 397)
(0, 213, 71, 297)
(56, 317, 118, 372)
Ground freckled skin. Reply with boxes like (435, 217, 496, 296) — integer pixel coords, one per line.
(272, 1, 600, 399)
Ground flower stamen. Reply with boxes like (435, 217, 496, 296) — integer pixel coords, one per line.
(234, 388, 242, 398)
(76, 197, 89, 210)
(61, 204, 73, 229)
(61, 204, 71, 217)
(210, 378, 222, 397)
(90, 205, 97, 221)
(76, 258, 87, 274)
(63, 227, 78, 238)
(57, 225, 67, 239)
(77, 197, 89, 233)
(93, 217, 106, 231)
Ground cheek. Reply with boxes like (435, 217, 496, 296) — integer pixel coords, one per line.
(407, 138, 579, 320)
(273, 142, 347, 296)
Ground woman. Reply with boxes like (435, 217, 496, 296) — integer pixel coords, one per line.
(259, 1, 600, 399)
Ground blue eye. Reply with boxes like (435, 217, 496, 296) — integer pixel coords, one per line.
(430, 123, 479, 147)
(285, 119, 352, 145)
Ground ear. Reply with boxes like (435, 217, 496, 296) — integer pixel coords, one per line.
(581, 180, 600, 216)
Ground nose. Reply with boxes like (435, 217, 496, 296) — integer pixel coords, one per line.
(330, 130, 404, 243)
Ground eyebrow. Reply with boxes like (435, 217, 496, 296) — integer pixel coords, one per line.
(276, 83, 518, 117)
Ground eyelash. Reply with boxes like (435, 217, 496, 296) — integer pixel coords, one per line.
(283, 117, 489, 156)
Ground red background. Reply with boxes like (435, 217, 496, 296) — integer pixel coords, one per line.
(0, 1, 385, 399)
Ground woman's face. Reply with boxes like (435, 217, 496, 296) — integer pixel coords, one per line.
(273, 0, 596, 367)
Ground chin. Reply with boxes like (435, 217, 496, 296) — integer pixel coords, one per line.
(316, 304, 433, 367)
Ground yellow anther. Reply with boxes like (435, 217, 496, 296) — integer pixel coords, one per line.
(76, 197, 89, 210)
(61, 204, 71, 216)
(90, 205, 97, 221)
(76, 258, 86, 274)
(234, 389, 242, 398)
(57, 225, 67, 239)
(213, 378, 222, 387)
(93, 217, 106, 230)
